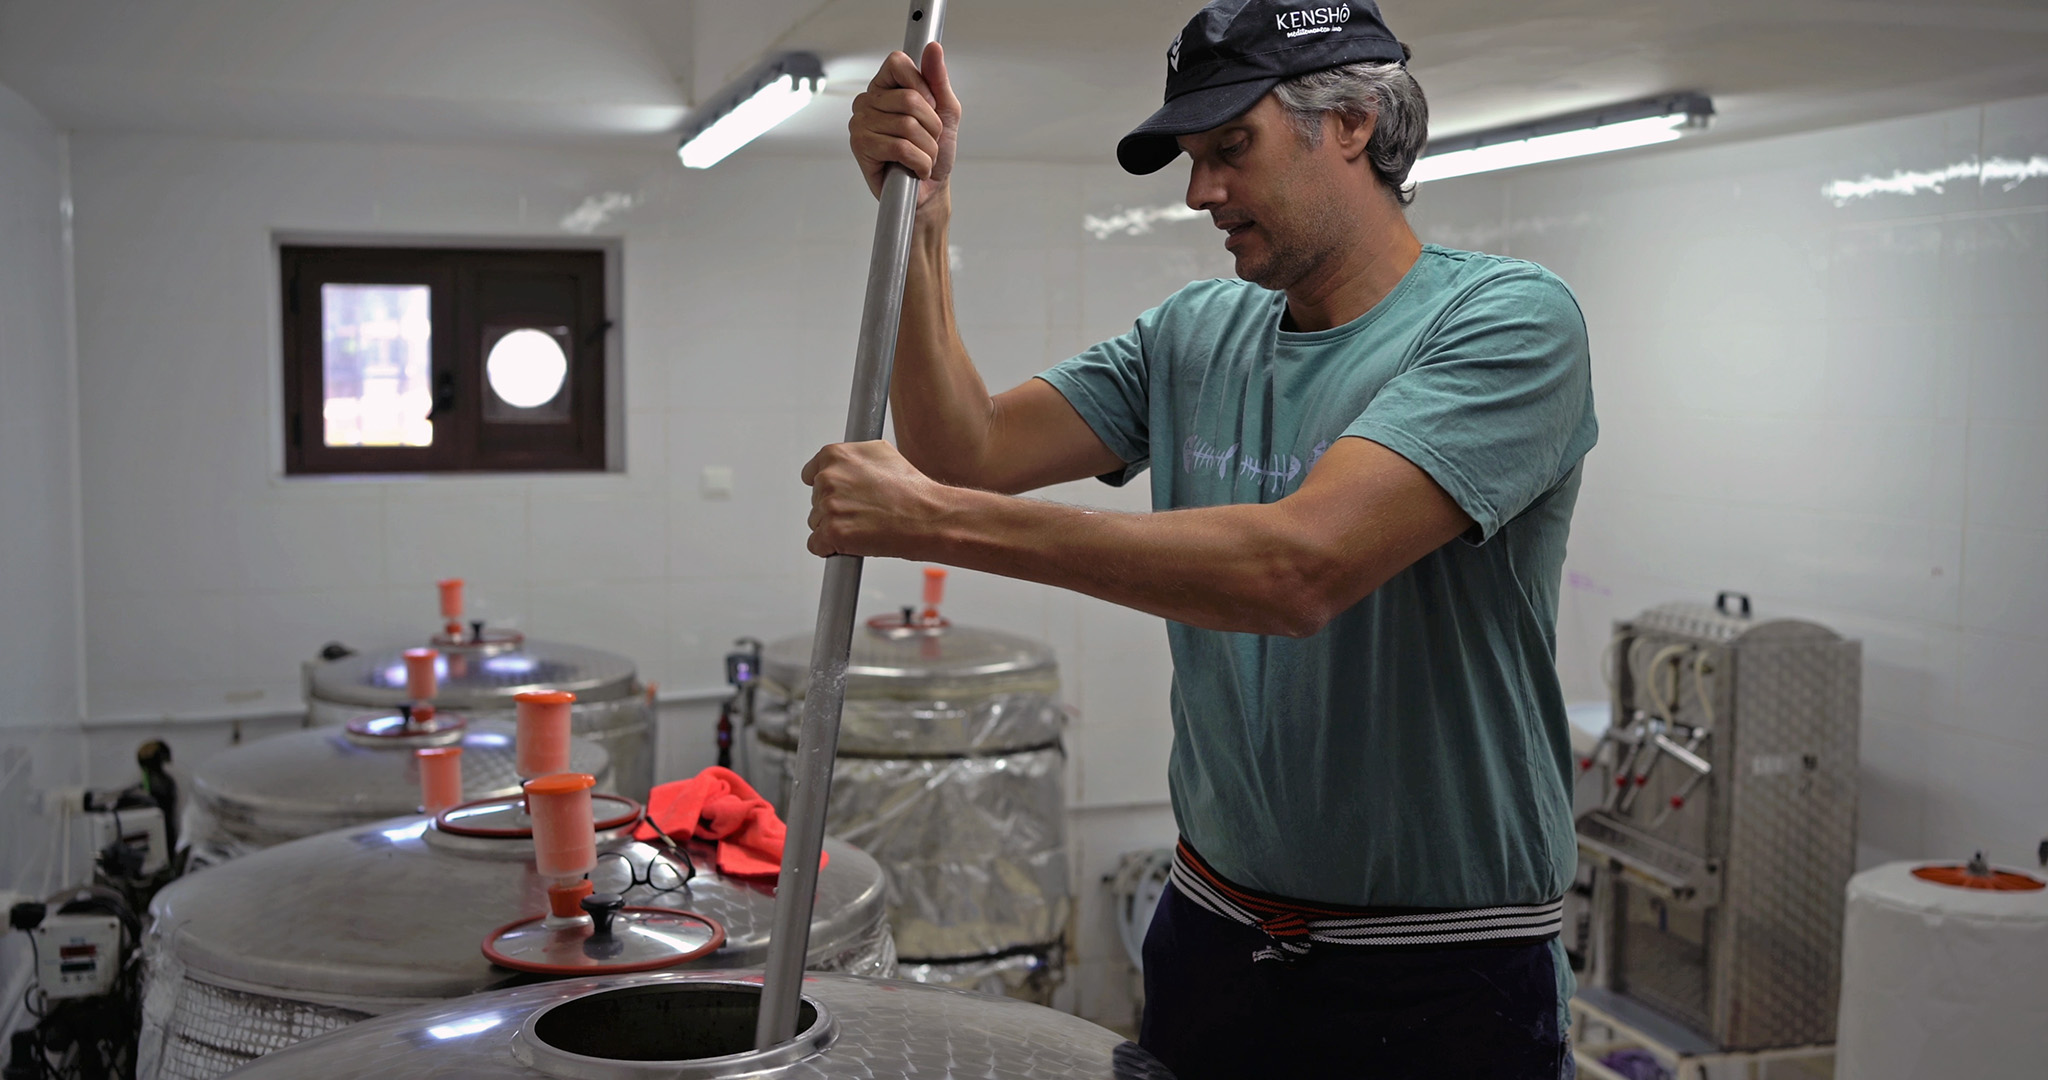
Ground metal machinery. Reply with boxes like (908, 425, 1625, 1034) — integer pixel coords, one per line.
(209, 970, 1162, 1080)
(307, 622, 657, 801)
(138, 799, 893, 1080)
(1573, 593, 1860, 1068)
(754, 587, 1071, 1003)
(184, 717, 611, 865)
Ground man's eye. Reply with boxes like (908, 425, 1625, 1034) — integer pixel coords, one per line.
(1221, 141, 1247, 159)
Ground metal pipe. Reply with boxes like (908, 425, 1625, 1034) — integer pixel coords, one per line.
(754, 0, 948, 1049)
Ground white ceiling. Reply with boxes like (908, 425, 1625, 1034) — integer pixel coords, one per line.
(3, 0, 2047, 161)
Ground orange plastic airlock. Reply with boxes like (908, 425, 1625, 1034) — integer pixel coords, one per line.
(437, 578, 465, 620)
(515, 690, 577, 779)
(402, 648, 439, 701)
(921, 566, 948, 619)
(417, 746, 463, 815)
(525, 772, 598, 882)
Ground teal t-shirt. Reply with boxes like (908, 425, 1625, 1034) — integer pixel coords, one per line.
(1039, 244, 1596, 914)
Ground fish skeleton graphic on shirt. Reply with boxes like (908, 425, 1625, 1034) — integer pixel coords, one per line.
(1182, 435, 1341, 495)
(1238, 452, 1301, 492)
(1182, 436, 1239, 479)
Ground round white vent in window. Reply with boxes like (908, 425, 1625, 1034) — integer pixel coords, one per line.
(486, 329, 568, 409)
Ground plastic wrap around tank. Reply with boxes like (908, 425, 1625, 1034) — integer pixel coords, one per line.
(138, 799, 893, 1080)
(755, 577, 1070, 1003)
(211, 970, 1168, 1080)
(184, 715, 611, 866)
(308, 626, 655, 799)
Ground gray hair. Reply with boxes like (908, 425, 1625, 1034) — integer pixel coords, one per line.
(1272, 61, 1430, 205)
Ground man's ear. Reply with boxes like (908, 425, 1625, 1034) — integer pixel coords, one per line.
(1332, 110, 1376, 163)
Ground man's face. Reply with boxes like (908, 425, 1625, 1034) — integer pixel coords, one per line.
(1178, 95, 1353, 291)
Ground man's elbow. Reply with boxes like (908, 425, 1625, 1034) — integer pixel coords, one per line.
(1261, 550, 1362, 638)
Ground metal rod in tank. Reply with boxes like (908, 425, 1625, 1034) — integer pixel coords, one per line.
(754, 0, 948, 1050)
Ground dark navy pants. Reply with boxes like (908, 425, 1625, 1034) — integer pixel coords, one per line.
(1140, 883, 1572, 1080)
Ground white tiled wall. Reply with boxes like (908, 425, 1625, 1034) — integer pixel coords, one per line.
(0, 81, 86, 1037)
(1408, 92, 2048, 874)
(0, 85, 80, 737)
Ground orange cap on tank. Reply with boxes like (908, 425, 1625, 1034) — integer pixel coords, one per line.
(547, 879, 594, 918)
(922, 566, 947, 616)
(437, 579, 464, 620)
(402, 648, 438, 701)
(515, 691, 578, 779)
(416, 745, 463, 815)
(526, 772, 598, 881)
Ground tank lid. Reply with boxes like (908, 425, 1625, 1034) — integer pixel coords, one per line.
(482, 899, 725, 975)
(763, 617, 1054, 687)
(309, 639, 640, 708)
(435, 792, 642, 839)
(189, 720, 609, 833)
(148, 821, 888, 1002)
(344, 708, 466, 743)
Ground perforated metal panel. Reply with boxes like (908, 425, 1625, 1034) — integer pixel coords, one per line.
(1580, 601, 1859, 1052)
(149, 978, 371, 1080)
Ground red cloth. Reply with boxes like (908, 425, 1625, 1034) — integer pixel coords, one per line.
(633, 766, 826, 878)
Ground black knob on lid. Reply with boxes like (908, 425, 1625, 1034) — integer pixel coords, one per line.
(471, 619, 486, 642)
(581, 892, 625, 938)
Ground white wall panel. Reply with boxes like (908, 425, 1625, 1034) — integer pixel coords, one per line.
(1412, 92, 2048, 872)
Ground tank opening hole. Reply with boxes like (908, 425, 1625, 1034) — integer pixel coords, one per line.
(531, 985, 818, 1062)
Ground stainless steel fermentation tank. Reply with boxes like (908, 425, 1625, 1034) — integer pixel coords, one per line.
(755, 601, 1071, 1002)
(1576, 594, 1860, 1051)
(212, 970, 1161, 1080)
(307, 614, 656, 799)
(139, 800, 893, 1080)
(184, 716, 611, 865)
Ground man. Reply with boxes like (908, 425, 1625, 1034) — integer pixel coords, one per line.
(810, 1, 1594, 1076)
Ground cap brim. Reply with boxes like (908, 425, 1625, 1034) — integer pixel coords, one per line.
(1116, 77, 1283, 175)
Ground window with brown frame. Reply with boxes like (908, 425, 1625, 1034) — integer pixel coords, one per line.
(282, 245, 611, 474)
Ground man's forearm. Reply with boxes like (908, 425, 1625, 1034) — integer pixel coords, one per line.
(922, 487, 1355, 637)
(890, 196, 998, 486)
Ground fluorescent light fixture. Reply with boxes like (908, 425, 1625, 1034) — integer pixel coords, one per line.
(1411, 93, 1714, 184)
(678, 53, 826, 169)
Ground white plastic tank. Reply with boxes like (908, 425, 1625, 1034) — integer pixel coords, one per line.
(1834, 856, 2048, 1078)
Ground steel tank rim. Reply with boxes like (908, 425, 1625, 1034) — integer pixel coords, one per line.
(188, 721, 611, 826)
(308, 638, 643, 707)
(212, 969, 1130, 1079)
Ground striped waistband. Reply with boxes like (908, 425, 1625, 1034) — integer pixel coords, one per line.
(1168, 841, 1564, 962)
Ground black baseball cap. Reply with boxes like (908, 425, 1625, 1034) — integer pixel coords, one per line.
(1118, 0, 1408, 175)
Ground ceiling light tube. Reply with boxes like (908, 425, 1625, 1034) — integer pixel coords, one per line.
(678, 52, 827, 169)
(1410, 92, 1715, 184)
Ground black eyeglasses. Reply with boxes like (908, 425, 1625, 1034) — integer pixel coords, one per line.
(590, 845, 696, 896)
(588, 814, 698, 896)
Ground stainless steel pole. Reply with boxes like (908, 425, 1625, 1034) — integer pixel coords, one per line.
(754, 0, 948, 1050)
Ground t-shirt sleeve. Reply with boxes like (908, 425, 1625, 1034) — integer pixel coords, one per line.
(1035, 307, 1160, 488)
(1343, 267, 1595, 541)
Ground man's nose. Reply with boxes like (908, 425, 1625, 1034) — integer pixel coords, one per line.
(1185, 163, 1225, 212)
